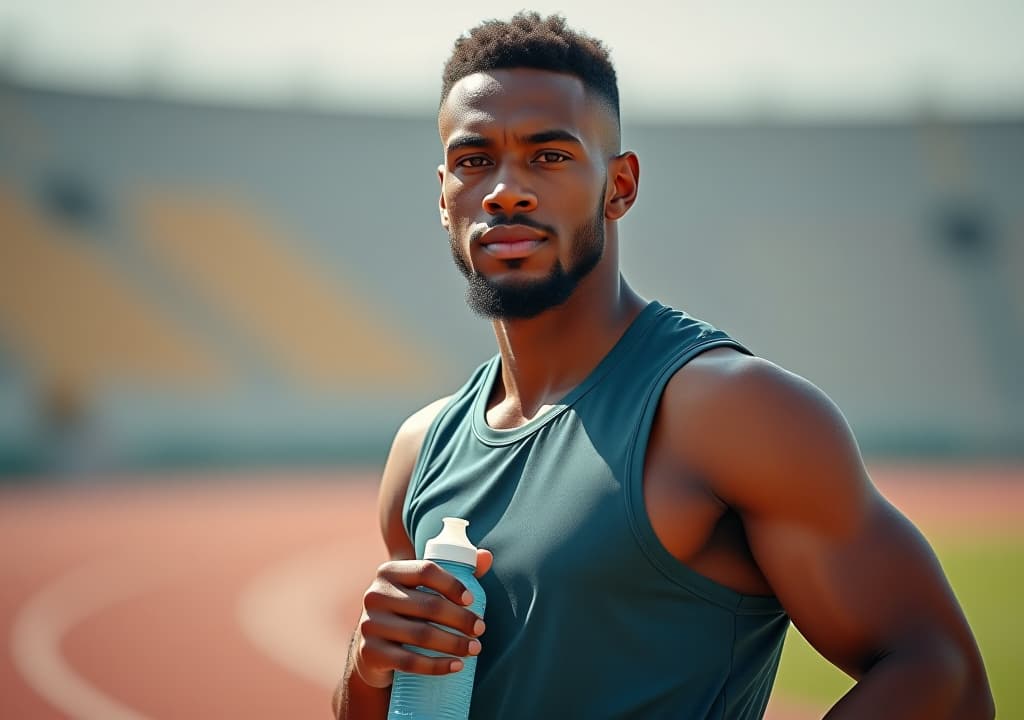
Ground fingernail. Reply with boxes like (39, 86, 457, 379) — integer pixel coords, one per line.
(468, 639, 482, 655)
(450, 659, 464, 672)
(461, 591, 473, 605)
(473, 619, 486, 636)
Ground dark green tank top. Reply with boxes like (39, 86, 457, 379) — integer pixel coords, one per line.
(403, 301, 789, 719)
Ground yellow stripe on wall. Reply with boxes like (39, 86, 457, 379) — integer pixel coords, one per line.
(0, 185, 223, 388)
(134, 189, 436, 390)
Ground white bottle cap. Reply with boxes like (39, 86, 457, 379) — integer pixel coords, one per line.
(424, 517, 478, 568)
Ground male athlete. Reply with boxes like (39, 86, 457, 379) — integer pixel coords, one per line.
(334, 13, 993, 719)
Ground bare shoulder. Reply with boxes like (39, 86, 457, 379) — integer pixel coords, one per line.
(662, 354, 993, 713)
(377, 396, 453, 560)
(665, 346, 844, 432)
(663, 346, 869, 527)
(668, 346, 831, 408)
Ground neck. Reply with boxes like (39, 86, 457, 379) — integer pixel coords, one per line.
(485, 243, 646, 427)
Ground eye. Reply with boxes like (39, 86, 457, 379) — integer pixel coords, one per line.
(535, 151, 569, 164)
(456, 156, 492, 168)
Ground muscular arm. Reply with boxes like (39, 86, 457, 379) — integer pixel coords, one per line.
(331, 397, 449, 720)
(668, 352, 994, 719)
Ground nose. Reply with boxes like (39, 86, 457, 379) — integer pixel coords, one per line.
(482, 177, 537, 216)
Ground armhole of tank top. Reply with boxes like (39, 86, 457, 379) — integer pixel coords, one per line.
(623, 337, 784, 616)
(400, 394, 462, 540)
(401, 359, 497, 539)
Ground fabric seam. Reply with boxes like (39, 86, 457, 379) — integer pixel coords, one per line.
(402, 379, 479, 539)
(623, 337, 783, 615)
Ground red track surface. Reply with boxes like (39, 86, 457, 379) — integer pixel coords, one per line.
(1, 464, 1020, 720)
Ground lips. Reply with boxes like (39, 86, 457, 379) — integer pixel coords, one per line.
(479, 225, 547, 259)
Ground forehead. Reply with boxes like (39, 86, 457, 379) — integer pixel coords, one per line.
(439, 69, 596, 142)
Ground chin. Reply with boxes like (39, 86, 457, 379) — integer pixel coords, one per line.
(488, 268, 552, 286)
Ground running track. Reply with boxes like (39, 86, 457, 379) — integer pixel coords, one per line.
(1, 464, 1020, 720)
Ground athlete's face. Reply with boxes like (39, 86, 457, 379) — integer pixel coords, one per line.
(438, 69, 618, 319)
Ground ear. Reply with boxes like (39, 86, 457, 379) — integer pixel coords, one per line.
(605, 151, 640, 221)
(437, 165, 450, 229)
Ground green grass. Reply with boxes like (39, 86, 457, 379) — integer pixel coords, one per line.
(773, 536, 1023, 716)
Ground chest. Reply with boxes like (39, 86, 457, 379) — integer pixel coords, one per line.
(409, 422, 632, 583)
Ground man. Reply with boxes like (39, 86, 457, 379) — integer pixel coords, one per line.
(334, 12, 993, 719)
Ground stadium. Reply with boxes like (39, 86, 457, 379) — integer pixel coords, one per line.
(1, 3, 1021, 718)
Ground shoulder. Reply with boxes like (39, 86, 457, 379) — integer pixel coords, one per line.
(666, 346, 839, 420)
(663, 345, 834, 420)
(377, 396, 453, 559)
(660, 347, 869, 529)
(392, 396, 454, 462)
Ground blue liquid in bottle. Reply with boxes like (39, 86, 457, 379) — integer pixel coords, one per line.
(387, 518, 486, 720)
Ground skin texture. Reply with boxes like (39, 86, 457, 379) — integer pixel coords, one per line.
(334, 68, 994, 719)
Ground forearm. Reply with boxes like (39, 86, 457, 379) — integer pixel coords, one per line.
(824, 644, 994, 720)
(332, 632, 392, 720)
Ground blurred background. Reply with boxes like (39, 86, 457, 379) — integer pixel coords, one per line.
(0, 1, 1021, 718)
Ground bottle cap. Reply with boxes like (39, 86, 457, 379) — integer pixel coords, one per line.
(424, 517, 478, 568)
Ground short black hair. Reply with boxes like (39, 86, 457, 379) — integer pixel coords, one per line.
(440, 12, 619, 123)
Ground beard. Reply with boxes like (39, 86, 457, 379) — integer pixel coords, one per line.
(449, 192, 606, 320)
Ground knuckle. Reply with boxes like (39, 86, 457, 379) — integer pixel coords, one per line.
(423, 560, 448, 584)
(422, 593, 449, 617)
(355, 639, 378, 667)
(429, 626, 464, 656)
(362, 586, 385, 610)
(378, 560, 403, 576)
(355, 639, 376, 664)
(409, 622, 434, 647)
(380, 560, 438, 588)
(356, 624, 377, 651)
(395, 651, 428, 674)
(450, 634, 472, 656)
(357, 615, 375, 638)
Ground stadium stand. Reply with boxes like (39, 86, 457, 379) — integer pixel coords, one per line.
(0, 83, 1020, 474)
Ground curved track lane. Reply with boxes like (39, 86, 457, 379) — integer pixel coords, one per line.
(1, 465, 1019, 719)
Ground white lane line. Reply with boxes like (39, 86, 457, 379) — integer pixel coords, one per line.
(237, 539, 371, 690)
(10, 557, 161, 720)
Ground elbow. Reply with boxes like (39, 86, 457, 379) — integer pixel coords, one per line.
(958, 679, 995, 720)
(957, 683, 995, 720)
(904, 632, 994, 719)
(976, 693, 996, 720)
(941, 642, 995, 720)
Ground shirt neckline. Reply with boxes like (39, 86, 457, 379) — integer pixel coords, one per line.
(471, 300, 667, 446)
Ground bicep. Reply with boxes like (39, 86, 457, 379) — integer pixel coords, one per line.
(705, 364, 974, 677)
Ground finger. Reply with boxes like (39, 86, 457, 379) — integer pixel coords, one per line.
(365, 613, 483, 658)
(365, 584, 484, 638)
(359, 637, 467, 680)
(474, 548, 494, 578)
(380, 560, 471, 606)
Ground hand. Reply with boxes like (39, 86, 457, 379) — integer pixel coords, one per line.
(353, 549, 493, 688)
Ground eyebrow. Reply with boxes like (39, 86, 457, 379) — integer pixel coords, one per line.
(522, 129, 582, 146)
(445, 134, 493, 154)
(445, 128, 583, 155)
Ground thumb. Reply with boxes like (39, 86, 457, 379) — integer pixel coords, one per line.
(474, 548, 493, 578)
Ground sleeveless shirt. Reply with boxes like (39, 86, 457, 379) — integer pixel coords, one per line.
(403, 301, 790, 719)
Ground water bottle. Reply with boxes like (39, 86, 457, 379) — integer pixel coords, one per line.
(387, 517, 486, 720)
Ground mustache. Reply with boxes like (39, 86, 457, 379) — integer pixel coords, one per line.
(469, 214, 557, 244)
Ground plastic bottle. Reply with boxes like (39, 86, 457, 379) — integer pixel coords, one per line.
(387, 517, 487, 720)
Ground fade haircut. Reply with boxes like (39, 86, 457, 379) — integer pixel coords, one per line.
(440, 12, 620, 125)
